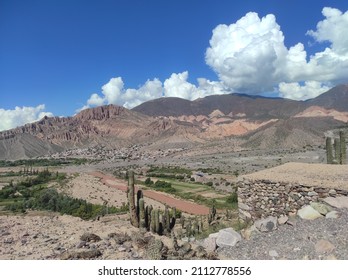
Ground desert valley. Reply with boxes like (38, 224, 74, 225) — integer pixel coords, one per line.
(1, 85, 348, 260)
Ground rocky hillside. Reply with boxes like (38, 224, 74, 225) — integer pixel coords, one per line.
(133, 85, 348, 118)
(1, 85, 348, 160)
(133, 94, 305, 119)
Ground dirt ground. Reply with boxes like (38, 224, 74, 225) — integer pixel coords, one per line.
(91, 171, 210, 215)
(242, 162, 348, 189)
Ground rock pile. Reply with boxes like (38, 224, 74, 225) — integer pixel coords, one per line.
(238, 178, 348, 221)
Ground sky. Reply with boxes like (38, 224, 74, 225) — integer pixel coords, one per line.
(1, 0, 348, 131)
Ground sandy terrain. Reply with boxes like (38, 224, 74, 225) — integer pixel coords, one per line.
(58, 173, 164, 210)
(242, 162, 348, 189)
(0, 212, 152, 260)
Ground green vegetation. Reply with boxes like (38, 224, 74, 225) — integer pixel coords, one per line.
(144, 177, 154, 186)
(205, 181, 213, 187)
(226, 192, 238, 204)
(198, 167, 223, 174)
(0, 158, 93, 168)
(127, 171, 177, 236)
(0, 170, 127, 219)
(146, 165, 192, 180)
(153, 180, 176, 194)
(143, 174, 238, 210)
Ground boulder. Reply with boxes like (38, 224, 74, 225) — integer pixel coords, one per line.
(216, 228, 241, 248)
(328, 189, 337, 196)
(325, 211, 341, 219)
(310, 202, 332, 215)
(297, 205, 322, 220)
(324, 197, 348, 209)
(307, 191, 318, 197)
(254, 216, 278, 232)
(239, 203, 251, 211)
(240, 225, 259, 240)
(80, 233, 101, 242)
(315, 239, 335, 254)
(239, 209, 252, 220)
(203, 237, 217, 252)
(278, 215, 288, 225)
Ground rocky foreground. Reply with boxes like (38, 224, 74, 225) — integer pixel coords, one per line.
(1, 198, 348, 260)
(0, 212, 218, 260)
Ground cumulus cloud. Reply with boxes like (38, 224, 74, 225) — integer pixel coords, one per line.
(163, 71, 226, 100)
(205, 12, 287, 93)
(279, 81, 331, 100)
(0, 104, 53, 132)
(79, 7, 348, 109)
(80, 71, 226, 111)
(79, 77, 163, 111)
(307, 7, 348, 55)
(206, 7, 348, 100)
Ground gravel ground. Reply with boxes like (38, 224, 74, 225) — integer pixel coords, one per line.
(243, 162, 348, 189)
(218, 208, 348, 260)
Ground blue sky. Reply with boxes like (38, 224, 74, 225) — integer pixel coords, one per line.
(1, 0, 348, 131)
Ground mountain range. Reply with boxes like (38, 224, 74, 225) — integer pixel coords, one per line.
(1, 84, 348, 160)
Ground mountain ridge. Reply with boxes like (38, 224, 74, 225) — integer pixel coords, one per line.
(1, 85, 348, 160)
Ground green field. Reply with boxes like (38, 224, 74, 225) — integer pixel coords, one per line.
(143, 177, 238, 210)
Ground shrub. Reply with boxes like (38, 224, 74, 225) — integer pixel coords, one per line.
(145, 177, 154, 186)
(154, 180, 172, 189)
(226, 193, 238, 203)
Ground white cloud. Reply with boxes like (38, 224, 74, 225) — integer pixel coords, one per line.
(79, 7, 348, 109)
(79, 77, 163, 111)
(279, 81, 330, 100)
(205, 12, 287, 93)
(163, 71, 197, 100)
(205, 7, 348, 99)
(307, 7, 348, 55)
(101, 77, 124, 105)
(87, 93, 105, 107)
(80, 71, 227, 111)
(123, 78, 163, 108)
(0, 104, 53, 132)
(163, 71, 227, 100)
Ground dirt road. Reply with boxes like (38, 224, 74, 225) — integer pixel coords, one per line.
(90, 171, 210, 215)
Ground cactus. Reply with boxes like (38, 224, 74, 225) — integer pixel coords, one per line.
(192, 218, 199, 235)
(169, 217, 176, 230)
(169, 207, 176, 230)
(171, 231, 179, 251)
(150, 209, 156, 233)
(164, 205, 170, 232)
(145, 205, 152, 230)
(199, 216, 204, 232)
(145, 239, 163, 260)
(340, 130, 346, 164)
(136, 190, 143, 218)
(180, 215, 185, 228)
(127, 170, 139, 227)
(139, 198, 146, 228)
(154, 209, 160, 234)
(172, 207, 177, 219)
(126, 169, 177, 235)
(186, 219, 192, 238)
(334, 138, 341, 164)
(208, 204, 216, 224)
(326, 137, 334, 164)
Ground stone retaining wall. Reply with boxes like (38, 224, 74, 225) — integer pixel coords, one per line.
(237, 179, 348, 221)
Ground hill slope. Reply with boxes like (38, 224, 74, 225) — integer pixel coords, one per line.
(133, 85, 348, 117)
(1, 85, 348, 160)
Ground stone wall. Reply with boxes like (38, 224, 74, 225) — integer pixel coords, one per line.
(237, 178, 348, 221)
